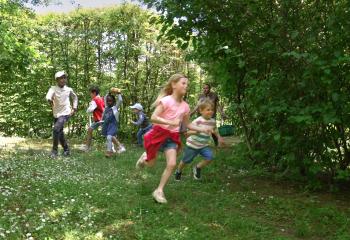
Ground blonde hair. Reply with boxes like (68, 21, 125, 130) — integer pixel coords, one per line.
(198, 99, 214, 111)
(152, 73, 187, 108)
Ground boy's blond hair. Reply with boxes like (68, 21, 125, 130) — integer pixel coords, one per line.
(198, 99, 214, 112)
(152, 73, 187, 108)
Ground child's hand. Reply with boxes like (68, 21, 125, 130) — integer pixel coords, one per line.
(184, 130, 197, 138)
(70, 108, 77, 116)
(202, 129, 212, 135)
(170, 118, 181, 127)
(218, 136, 225, 147)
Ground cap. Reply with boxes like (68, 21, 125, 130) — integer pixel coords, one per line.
(130, 103, 143, 111)
(55, 71, 67, 79)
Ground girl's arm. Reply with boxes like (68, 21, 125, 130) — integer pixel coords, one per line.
(86, 100, 97, 113)
(115, 94, 123, 109)
(151, 104, 180, 126)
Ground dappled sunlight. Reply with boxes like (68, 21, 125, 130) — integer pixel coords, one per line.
(102, 219, 135, 236)
(1, 137, 350, 239)
(0, 136, 26, 149)
(0, 137, 51, 152)
(63, 230, 81, 240)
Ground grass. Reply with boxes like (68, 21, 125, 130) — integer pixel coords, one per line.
(1, 138, 350, 239)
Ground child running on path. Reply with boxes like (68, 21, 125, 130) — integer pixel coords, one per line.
(175, 99, 224, 181)
(130, 103, 152, 147)
(135, 73, 211, 204)
(80, 86, 105, 151)
(46, 71, 78, 158)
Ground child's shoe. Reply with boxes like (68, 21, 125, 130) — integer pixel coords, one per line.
(174, 170, 182, 181)
(112, 146, 116, 153)
(136, 152, 146, 169)
(193, 166, 201, 180)
(105, 151, 114, 158)
(63, 150, 70, 157)
(152, 189, 167, 204)
(50, 150, 58, 159)
(117, 145, 126, 154)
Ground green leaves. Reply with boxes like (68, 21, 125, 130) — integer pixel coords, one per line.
(140, 0, 350, 185)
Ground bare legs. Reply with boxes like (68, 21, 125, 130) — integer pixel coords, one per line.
(136, 149, 177, 203)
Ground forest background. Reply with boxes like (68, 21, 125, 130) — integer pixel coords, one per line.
(1, 0, 350, 185)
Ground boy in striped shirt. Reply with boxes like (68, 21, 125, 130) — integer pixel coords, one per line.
(175, 100, 224, 180)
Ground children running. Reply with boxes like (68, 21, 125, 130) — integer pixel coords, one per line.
(175, 99, 224, 181)
(46, 71, 78, 158)
(80, 86, 105, 151)
(130, 103, 152, 147)
(135, 73, 211, 204)
(102, 94, 125, 157)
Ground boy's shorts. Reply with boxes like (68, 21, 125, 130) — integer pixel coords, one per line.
(182, 146, 213, 164)
(89, 121, 103, 130)
(159, 138, 178, 152)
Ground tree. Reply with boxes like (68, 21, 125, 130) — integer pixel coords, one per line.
(142, 0, 350, 184)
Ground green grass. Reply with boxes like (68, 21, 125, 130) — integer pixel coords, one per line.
(1, 139, 350, 239)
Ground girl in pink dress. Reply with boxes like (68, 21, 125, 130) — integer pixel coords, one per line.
(136, 73, 210, 204)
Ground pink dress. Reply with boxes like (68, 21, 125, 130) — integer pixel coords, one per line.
(155, 95, 190, 132)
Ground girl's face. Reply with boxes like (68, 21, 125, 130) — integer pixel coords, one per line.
(172, 77, 188, 96)
(106, 98, 114, 107)
(200, 106, 214, 120)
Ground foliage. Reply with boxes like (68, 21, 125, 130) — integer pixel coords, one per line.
(141, 0, 350, 184)
(0, 2, 202, 139)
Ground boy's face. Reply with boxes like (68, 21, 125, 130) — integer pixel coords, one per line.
(200, 106, 214, 119)
(90, 92, 96, 99)
(56, 76, 67, 88)
(132, 109, 139, 113)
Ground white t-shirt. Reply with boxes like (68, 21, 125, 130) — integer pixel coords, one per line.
(46, 86, 78, 118)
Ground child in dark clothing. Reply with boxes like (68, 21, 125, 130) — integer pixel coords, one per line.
(130, 103, 152, 147)
(102, 95, 122, 157)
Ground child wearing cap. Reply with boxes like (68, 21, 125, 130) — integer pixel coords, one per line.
(46, 71, 78, 158)
(130, 103, 152, 147)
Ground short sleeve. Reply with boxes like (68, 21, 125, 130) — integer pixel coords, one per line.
(184, 103, 190, 115)
(159, 96, 170, 109)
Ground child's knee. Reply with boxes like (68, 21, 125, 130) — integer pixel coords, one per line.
(53, 125, 63, 134)
(166, 161, 177, 169)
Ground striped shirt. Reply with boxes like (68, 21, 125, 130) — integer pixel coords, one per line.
(186, 116, 216, 149)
